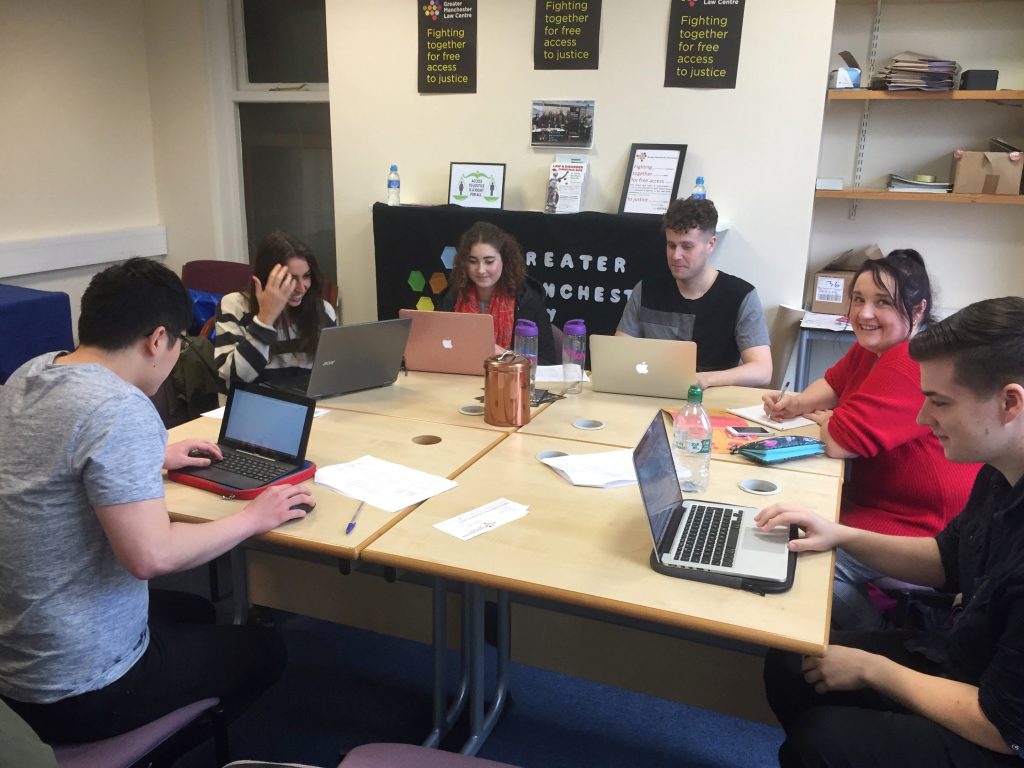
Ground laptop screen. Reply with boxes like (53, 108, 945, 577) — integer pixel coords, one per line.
(633, 413, 684, 548)
(223, 386, 309, 459)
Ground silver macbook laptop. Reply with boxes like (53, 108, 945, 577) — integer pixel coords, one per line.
(399, 309, 494, 375)
(590, 335, 697, 399)
(632, 412, 796, 594)
(267, 318, 412, 399)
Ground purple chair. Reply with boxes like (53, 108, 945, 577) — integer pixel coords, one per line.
(181, 260, 253, 296)
(51, 698, 226, 768)
(338, 743, 520, 768)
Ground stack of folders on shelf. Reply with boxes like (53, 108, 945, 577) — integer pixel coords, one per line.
(870, 51, 960, 91)
(887, 174, 953, 194)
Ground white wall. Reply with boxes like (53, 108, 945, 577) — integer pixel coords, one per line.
(326, 1, 837, 323)
(810, 1, 1024, 311)
(0, 1, 218, 328)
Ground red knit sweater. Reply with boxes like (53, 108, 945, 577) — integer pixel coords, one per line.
(824, 342, 980, 536)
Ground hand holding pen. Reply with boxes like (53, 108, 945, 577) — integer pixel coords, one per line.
(764, 381, 792, 422)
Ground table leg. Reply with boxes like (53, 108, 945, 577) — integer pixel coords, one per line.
(460, 587, 510, 756)
(230, 548, 249, 625)
(423, 577, 469, 748)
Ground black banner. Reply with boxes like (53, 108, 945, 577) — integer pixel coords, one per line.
(534, 0, 601, 70)
(418, 0, 477, 94)
(372, 204, 667, 340)
(664, 0, 745, 89)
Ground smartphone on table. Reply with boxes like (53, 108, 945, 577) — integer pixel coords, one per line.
(726, 425, 773, 438)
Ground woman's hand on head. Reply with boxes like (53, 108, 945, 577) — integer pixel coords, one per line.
(254, 264, 295, 327)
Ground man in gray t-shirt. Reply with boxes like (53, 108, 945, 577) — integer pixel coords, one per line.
(615, 197, 772, 388)
(0, 258, 316, 744)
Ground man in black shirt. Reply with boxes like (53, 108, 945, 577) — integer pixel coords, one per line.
(756, 296, 1024, 767)
(615, 197, 772, 388)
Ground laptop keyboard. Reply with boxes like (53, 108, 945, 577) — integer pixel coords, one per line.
(673, 505, 742, 568)
(215, 452, 285, 484)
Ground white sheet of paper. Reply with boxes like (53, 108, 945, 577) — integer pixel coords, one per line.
(202, 406, 330, 419)
(314, 455, 458, 514)
(727, 405, 815, 431)
(541, 449, 637, 488)
(535, 365, 591, 383)
(433, 498, 529, 541)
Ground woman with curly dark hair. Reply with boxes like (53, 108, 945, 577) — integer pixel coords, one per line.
(215, 231, 337, 387)
(439, 221, 556, 364)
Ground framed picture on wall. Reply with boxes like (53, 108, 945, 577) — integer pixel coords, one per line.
(618, 143, 687, 215)
(449, 162, 506, 209)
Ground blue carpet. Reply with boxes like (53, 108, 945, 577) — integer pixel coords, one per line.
(177, 611, 783, 767)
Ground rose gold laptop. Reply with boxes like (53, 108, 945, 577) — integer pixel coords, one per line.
(399, 309, 495, 376)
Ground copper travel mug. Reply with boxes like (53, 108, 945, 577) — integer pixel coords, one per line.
(483, 352, 532, 427)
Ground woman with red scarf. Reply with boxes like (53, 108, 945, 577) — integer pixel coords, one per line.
(439, 221, 557, 364)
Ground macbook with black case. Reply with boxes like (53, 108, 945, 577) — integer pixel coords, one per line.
(172, 382, 315, 491)
(590, 335, 697, 399)
(267, 318, 412, 399)
(399, 309, 494, 375)
(632, 412, 796, 593)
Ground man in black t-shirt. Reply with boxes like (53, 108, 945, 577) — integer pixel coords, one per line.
(757, 296, 1024, 767)
(615, 197, 772, 388)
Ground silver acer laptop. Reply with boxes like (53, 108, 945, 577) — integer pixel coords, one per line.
(632, 412, 796, 594)
(399, 309, 494, 375)
(590, 335, 697, 399)
(267, 318, 411, 399)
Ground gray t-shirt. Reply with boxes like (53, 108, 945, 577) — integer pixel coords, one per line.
(0, 354, 167, 703)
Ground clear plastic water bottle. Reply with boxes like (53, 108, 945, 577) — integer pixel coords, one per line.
(387, 163, 401, 206)
(561, 318, 586, 395)
(512, 319, 538, 396)
(690, 176, 707, 200)
(672, 384, 711, 492)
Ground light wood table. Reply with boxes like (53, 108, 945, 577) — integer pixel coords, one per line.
(318, 370, 552, 432)
(519, 384, 842, 477)
(364, 431, 841, 656)
(164, 409, 505, 559)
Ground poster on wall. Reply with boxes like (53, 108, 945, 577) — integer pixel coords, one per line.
(664, 0, 745, 89)
(618, 143, 687, 215)
(418, 0, 478, 94)
(531, 100, 595, 148)
(534, 0, 602, 70)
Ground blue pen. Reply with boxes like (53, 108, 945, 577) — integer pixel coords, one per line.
(345, 501, 365, 535)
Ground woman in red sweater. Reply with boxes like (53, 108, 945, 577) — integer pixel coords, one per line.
(763, 250, 980, 629)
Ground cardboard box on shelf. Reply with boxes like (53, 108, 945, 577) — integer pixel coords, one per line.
(950, 146, 1023, 195)
(810, 245, 883, 315)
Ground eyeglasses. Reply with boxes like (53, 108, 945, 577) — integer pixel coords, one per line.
(177, 332, 192, 354)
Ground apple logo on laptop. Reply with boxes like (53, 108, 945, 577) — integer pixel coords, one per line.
(441, 338, 454, 350)
(635, 361, 649, 375)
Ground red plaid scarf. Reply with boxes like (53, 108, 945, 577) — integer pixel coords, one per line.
(454, 286, 515, 350)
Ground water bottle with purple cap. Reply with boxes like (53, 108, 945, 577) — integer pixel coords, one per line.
(561, 318, 586, 394)
(512, 318, 538, 396)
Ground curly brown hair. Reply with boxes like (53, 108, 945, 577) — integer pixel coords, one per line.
(449, 221, 526, 301)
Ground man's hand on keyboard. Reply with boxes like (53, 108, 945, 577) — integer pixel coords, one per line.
(165, 439, 222, 470)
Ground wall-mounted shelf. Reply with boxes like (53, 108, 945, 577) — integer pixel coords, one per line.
(815, 189, 1024, 204)
(827, 89, 1024, 102)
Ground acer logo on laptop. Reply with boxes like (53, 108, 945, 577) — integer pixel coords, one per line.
(321, 360, 336, 367)
(635, 361, 649, 374)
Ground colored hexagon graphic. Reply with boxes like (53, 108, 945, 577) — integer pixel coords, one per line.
(429, 272, 448, 295)
(416, 296, 435, 311)
(440, 246, 457, 270)
(407, 270, 426, 293)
